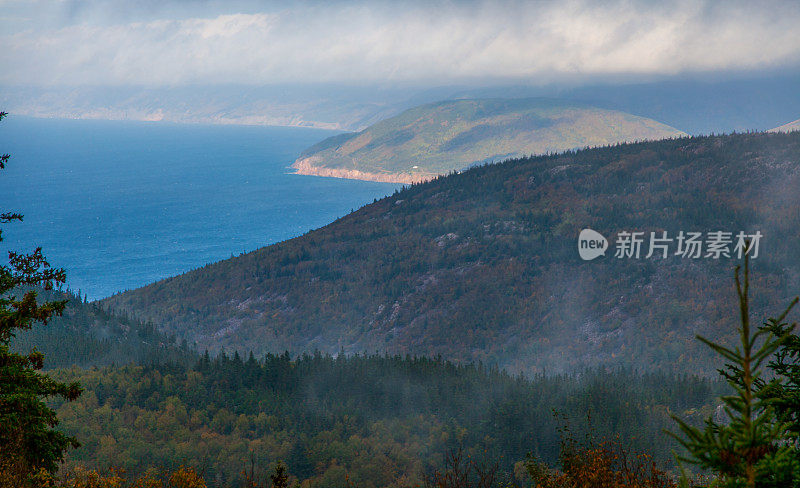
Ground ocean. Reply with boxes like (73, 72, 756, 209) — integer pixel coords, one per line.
(0, 116, 399, 300)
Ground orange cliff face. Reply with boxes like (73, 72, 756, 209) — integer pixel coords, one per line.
(291, 155, 437, 184)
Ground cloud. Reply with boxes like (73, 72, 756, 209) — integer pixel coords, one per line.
(1, 0, 800, 86)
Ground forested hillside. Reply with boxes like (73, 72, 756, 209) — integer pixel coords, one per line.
(293, 98, 683, 183)
(103, 131, 800, 375)
(10, 289, 192, 369)
(51, 353, 721, 487)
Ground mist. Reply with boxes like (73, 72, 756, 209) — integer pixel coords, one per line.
(2, 0, 800, 87)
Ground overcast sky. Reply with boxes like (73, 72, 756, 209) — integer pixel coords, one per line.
(2, 0, 800, 87)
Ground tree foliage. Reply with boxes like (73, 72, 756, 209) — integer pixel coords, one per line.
(524, 418, 683, 488)
(669, 256, 799, 487)
(102, 131, 800, 375)
(0, 111, 83, 482)
(757, 311, 800, 445)
(46, 351, 720, 487)
(10, 288, 195, 370)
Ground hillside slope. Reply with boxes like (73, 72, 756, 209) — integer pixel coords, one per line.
(292, 98, 684, 183)
(770, 118, 800, 133)
(103, 132, 800, 374)
(11, 289, 192, 368)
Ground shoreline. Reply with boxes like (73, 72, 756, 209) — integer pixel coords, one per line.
(291, 157, 437, 185)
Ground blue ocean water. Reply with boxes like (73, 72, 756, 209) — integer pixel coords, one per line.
(0, 117, 399, 300)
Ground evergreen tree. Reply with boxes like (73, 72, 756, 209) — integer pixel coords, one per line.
(669, 255, 798, 487)
(753, 295, 800, 486)
(757, 313, 800, 444)
(0, 112, 83, 481)
(270, 461, 289, 488)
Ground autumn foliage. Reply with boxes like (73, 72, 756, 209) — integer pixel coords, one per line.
(0, 465, 207, 488)
(523, 418, 689, 488)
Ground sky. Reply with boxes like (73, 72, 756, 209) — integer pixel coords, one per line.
(2, 0, 800, 88)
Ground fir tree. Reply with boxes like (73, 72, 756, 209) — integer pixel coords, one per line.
(669, 255, 798, 487)
(757, 313, 800, 444)
(270, 461, 289, 488)
(0, 112, 83, 482)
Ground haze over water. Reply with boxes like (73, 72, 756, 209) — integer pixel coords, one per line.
(0, 117, 399, 300)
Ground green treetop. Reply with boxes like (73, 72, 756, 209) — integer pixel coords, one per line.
(670, 255, 799, 488)
(0, 111, 83, 483)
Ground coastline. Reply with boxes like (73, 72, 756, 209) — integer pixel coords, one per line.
(291, 156, 437, 184)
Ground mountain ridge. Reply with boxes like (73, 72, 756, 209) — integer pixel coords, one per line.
(102, 131, 800, 375)
(770, 118, 800, 133)
(6, 74, 800, 134)
(292, 97, 685, 183)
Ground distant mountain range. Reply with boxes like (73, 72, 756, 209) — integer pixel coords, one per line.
(0, 85, 419, 131)
(293, 98, 684, 183)
(4, 73, 800, 134)
(101, 131, 800, 375)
